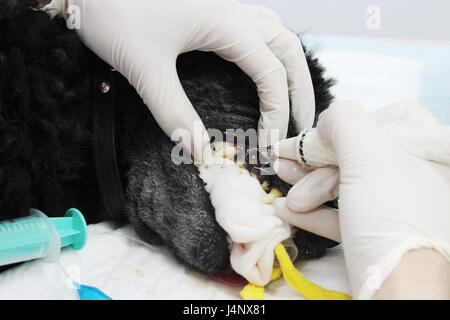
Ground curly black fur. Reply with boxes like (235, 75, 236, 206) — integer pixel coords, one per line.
(0, 0, 336, 275)
(0, 0, 105, 222)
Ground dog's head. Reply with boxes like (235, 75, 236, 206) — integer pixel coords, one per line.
(121, 49, 339, 276)
(179, 50, 339, 260)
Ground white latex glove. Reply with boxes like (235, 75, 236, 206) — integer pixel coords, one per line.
(274, 100, 442, 213)
(62, 0, 316, 160)
(273, 100, 450, 299)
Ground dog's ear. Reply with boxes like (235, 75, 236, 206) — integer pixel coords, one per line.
(303, 49, 336, 126)
(284, 39, 336, 137)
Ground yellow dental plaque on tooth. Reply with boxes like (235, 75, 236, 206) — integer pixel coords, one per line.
(261, 188, 283, 204)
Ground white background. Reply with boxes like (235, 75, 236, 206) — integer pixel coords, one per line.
(241, 0, 450, 42)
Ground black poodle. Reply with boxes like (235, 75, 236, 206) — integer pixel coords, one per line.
(0, 0, 337, 276)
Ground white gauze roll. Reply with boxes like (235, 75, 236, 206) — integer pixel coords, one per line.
(197, 143, 292, 286)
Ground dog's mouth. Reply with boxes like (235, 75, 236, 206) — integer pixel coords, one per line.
(196, 141, 297, 285)
(206, 140, 278, 192)
(208, 130, 278, 181)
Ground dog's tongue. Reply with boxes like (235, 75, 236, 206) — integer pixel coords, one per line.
(211, 266, 248, 287)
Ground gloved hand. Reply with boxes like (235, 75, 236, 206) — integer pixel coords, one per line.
(273, 100, 450, 299)
(274, 100, 441, 213)
(63, 0, 316, 161)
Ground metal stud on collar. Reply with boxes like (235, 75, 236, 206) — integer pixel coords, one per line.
(100, 81, 111, 94)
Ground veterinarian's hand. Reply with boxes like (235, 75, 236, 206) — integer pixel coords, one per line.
(274, 100, 441, 213)
(273, 101, 450, 299)
(64, 0, 316, 160)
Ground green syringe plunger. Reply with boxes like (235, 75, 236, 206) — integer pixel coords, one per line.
(0, 208, 87, 267)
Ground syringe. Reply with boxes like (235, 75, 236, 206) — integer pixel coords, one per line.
(0, 208, 87, 267)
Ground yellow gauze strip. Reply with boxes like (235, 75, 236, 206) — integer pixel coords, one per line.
(240, 244, 352, 300)
(274, 243, 352, 300)
(240, 267, 282, 300)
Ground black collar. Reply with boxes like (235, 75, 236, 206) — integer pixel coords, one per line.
(91, 69, 126, 223)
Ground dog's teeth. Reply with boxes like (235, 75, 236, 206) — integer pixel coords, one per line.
(261, 188, 283, 204)
(213, 141, 237, 159)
